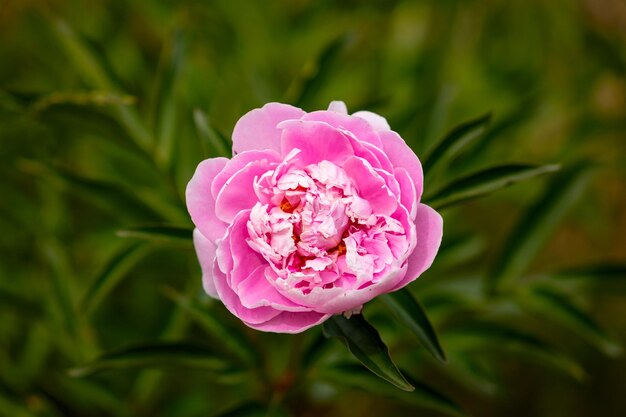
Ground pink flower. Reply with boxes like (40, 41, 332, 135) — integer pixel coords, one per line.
(186, 101, 443, 333)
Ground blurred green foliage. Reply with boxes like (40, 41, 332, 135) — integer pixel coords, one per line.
(1, 0, 626, 416)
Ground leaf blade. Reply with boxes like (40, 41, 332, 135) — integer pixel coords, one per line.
(426, 163, 560, 210)
(322, 314, 414, 391)
(380, 289, 446, 362)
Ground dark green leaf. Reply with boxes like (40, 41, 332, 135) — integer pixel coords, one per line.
(518, 286, 622, 357)
(80, 243, 152, 314)
(422, 112, 492, 175)
(486, 163, 592, 294)
(426, 164, 560, 210)
(68, 342, 236, 378)
(319, 363, 465, 416)
(322, 314, 414, 391)
(152, 31, 186, 168)
(51, 20, 152, 152)
(116, 226, 193, 246)
(19, 160, 163, 221)
(443, 321, 585, 381)
(162, 287, 261, 366)
(380, 289, 446, 362)
(193, 109, 231, 157)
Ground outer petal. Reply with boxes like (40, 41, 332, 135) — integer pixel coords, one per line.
(301, 110, 383, 148)
(232, 103, 306, 155)
(279, 120, 355, 165)
(193, 228, 218, 298)
(327, 100, 348, 114)
(211, 150, 280, 198)
(186, 157, 229, 241)
(379, 130, 424, 201)
(237, 268, 312, 312)
(212, 261, 282, 325)
(392, 203, 443, 290)
(247, 311, 331, 334)
(395, 167, 417, 219)
(214, 159, 276, 223)
(352, 110, 391, 132)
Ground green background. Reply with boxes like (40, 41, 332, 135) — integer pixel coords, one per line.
(1, 0, 625, 416)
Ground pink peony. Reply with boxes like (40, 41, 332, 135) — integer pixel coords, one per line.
(186, 101, 443, 333)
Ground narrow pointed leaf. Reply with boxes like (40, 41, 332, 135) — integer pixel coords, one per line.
(380, 289, 446, 362)
(116, 226, 193, 246)
(487, 163, 592, 294)
(443, 322, 586, 381)
(320, 363, 465, 416)
(162, 287, 260, 366)
(51, 20, 152, 152)
(68, 342, 236, 378)
(519, 286, 622, 357)
(193, 109, 231, 157)
(422, 112, 492, 175)
(322, 314, 414, 391)
(80, 243, 152, 314)
(426, 164, 560, 210)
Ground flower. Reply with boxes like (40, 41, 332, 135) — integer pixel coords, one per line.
(186, 101, 443, 333)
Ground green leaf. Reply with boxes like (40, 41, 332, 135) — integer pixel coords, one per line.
(319, 363, 465, 416)
(426, 164, 560, 210)
(51, 20, 152, 152)
(379, 289, 446, 362)
(422, 112, 492, 175)
(19, 160, 163, 221)
(193, 109, 231, 157)
(322, 314, 414, 391)
(80, 243, 152, 314)
(486, 163, 592, 294)
(518, 286, 622, 357)
(116, 226, 193, 246)
(152, 31, 186, 168)
(68, 342, 236, 378)
(162, 287, 261, 366)
(443, 322, 586, 381)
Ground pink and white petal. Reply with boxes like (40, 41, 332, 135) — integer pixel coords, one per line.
(327, 100, 348, 114)
(232, 103, 306, 155)
(211, 150, 281, 198)
(395, 167, 417, 219)
(352, 110, 391, 132)
(186, 157, 229, 241)
(379, 130, 424, 200)
(227, 210, 266, 288)
(237, 267, 311, 312)
(279, 120, 355, 165)
(301, 110, 383, 148)
(362, 142, 394, 172)
(212, 261, 281, 325)
(193, 229, 218, 298)
(214, 160, 274, 223)
(343, 156, 397, 216)
(246, 311, 331, 334)
(392, 204, 443, 290)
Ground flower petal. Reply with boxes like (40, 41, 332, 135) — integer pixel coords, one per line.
(237, 267, 312, 312)
(279, 120, 354, 165)
(186, 157, 229, 241)
(395, 167, 417, 219)
(393, 203, 443, 290)
(327, 100, 348, 114)
(193, 228, 218, 298)
(343, 156, 397, 216)
(302, 110, 383, 148)
(232, 103, 306, 155)
(246, 311, 331, 334)
(352, 110, 391, 132)
(379, 130, 424, 201)
(212, 261, 282, 325)
(214, 159, 275, 223)
(211, 150, 280, 198)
